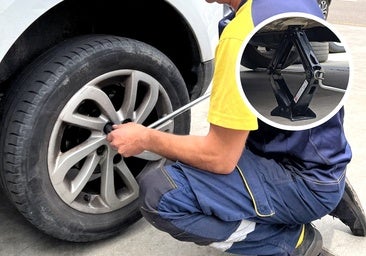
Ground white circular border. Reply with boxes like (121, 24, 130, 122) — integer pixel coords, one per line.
(235, 12, 353, 131)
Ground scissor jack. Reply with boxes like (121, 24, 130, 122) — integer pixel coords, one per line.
(267, 26, 326, 121)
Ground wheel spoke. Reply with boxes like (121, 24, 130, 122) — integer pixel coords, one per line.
(121, 73, 138, 119)
(64, 153, 101, 204)
(61, 113, 107, 132)
(114, 159, 139, 202)
(61, 85, 120, 127)
(135, 150, 162, 161)
(52, 136, 105, 182)
(120, 71, 160, 124)
(135, 74, 160, 123)
(100, 149, 118, 207)
(100, 150, 139, 208)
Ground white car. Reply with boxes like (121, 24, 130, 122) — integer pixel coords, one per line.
(0, 0, 224, 242)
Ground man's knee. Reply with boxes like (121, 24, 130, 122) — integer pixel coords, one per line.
(138, 165, 176, 218)
(137, 164, 198, 241)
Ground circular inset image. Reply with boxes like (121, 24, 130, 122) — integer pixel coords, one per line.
(237, 13, 350, 131)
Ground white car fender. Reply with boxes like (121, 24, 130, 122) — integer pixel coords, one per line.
(0, 0, 62, 62)
(165, 0, 223, 61)
(0, 0, 223, 64)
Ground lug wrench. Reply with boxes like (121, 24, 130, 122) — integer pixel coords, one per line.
(104, 92, 210, 134)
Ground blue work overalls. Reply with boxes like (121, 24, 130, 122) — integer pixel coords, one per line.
(137, 0, 352, 255)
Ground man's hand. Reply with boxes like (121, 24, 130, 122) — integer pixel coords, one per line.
(106, 121, 249, 174)
(106, 123, 148, 157)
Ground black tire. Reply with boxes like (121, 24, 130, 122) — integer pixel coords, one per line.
(329, 42, 345, 53)
(310, 41, 330, 63)
(0, 35, 190, 242)
(240, 44, 299, 70)
(241, 41, 329, 70)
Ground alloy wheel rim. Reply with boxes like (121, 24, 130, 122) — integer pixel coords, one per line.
(48, 70, 173, 213)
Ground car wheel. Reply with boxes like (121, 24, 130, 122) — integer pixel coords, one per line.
(240, 44, 299, 70)
(309, 41, 330, 63)
(329, 42, 346, 53)
(0, 35, 190, 242)
(241, 41, 329, 70)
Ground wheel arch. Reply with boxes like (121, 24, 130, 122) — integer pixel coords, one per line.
(0, 0, 218, 99)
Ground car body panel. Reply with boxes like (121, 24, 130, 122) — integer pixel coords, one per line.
(0, 0, 62, 62)
(0, 0, 222, 65)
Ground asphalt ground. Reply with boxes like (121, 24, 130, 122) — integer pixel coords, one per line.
(1, 4, 366, 256)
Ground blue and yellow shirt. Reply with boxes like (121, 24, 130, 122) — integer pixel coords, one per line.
(207, 1, 258, 131)
(209, 0, 352, 189)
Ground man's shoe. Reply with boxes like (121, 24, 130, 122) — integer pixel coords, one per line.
(329, 178, 366, 236)
(293, 224, 323, 256)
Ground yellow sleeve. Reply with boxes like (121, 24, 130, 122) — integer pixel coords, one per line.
(207, 1, 258, 131)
